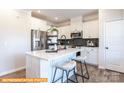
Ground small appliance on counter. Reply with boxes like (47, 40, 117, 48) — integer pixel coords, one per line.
(87, 40, 94, 46)
(85, 39, 99, 47)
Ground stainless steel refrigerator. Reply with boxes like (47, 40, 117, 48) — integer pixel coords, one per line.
(31, 29, 47, 51)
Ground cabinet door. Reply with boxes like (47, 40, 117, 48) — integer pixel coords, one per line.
(26, 55, 40, 78)
(81, 47, 98, 65)
(86, 48, 98, 65)
(105, 20, 124, 73)
(83, 20, 99, 38)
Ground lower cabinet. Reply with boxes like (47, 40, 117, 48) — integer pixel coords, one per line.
(81, 47, 98, 65)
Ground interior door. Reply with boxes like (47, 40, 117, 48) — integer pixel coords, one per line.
(105, 20, 124, 73)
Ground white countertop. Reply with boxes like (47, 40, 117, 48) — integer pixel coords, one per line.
(26, 48, 80, 61)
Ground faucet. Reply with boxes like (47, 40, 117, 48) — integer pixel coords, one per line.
(60, 35, 67, 49)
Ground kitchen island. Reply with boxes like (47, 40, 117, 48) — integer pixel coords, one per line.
(26, 48, 80, 83)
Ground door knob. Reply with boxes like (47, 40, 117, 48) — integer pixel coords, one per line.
(105, 47, 109, 49)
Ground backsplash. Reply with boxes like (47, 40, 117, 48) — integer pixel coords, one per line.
(84, 38, 99, 47)
(58, 38, 99, 47)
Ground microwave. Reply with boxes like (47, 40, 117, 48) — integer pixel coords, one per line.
(71, 32, 83, 38)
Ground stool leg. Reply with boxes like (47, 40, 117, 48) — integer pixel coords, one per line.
(80, 62, 84, 82)
(84, 60, 90, 79)
(61, 70, 64, 83)
(52, 67, 57, 83)
(66, 70, 69, 83)
(73, 68, 78, 83)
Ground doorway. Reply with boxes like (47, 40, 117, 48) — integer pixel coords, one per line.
(105, 20, 124, 73)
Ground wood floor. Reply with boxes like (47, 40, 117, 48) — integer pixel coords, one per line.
(77, 64, 124, 82)
(1, 65, 124, 82)
(0, 69, 26, 78)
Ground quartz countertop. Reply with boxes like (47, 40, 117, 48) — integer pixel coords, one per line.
(26, 48, 80, 61)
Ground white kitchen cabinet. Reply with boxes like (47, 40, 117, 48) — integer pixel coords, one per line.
(83, 20, 99, 38)
(81, 47, 98, 65)
(70, 16, 83, 31)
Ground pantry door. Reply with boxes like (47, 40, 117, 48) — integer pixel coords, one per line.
(105, 20, 124, 73)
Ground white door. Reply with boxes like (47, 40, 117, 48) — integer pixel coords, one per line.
(105, 20, 124, 73)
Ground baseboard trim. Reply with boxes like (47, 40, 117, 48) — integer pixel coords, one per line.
(98, 66, 105, 69)
(0, 66, 26, 77)
(86, 63, 98, 67)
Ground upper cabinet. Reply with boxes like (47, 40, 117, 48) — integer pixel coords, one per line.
(58, 15, 99, 39)
(70, 16, 83, 31)
(82, 12, 99, 38)
(31, 17, 48, 31)
(58, 16, 83, 39)
(83, 20, 99, 38)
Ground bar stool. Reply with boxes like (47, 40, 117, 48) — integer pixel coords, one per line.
(73, 50, 93, 82)
(52, 61, 78, 83)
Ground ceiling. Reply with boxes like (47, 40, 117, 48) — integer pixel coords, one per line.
(32, 9, 98, 24)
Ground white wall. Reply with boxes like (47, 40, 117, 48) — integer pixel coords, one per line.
(0, 10, 31, 76)
(99, 9, 124, 69)
(31, 17, 48, 31)
(0, 10, 49, 76)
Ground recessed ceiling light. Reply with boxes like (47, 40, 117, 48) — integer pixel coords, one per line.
(54, 17, 58, 20)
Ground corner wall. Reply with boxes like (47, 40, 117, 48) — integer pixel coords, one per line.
(0, 10, 31, 76)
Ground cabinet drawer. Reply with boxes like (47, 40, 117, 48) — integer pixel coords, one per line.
(81, 47, 98, 65)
